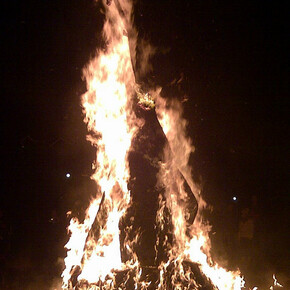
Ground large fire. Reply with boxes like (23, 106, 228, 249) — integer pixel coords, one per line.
(62, 0, 247, 289)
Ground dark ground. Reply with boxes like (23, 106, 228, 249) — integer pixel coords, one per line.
(1, 0, 289, 289)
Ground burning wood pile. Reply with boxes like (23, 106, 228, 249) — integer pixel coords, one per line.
(61, 0, 244, 289)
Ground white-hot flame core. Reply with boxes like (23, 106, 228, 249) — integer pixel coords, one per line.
(78, 209, 124, 283)
(62, 199, 102, 286)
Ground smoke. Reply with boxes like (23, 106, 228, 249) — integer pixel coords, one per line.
(49, 278, 63, 290)
(136, 39, 156, 79)
(105, 0, 156, 83)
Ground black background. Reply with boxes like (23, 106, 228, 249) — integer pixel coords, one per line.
(1, 0, 289, 288)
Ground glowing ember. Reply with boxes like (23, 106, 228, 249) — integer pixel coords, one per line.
(271, 274, 283, 288)
(62, 0, 246, 289)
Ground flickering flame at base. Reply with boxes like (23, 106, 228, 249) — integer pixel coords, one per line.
(62, 0, 248, 289)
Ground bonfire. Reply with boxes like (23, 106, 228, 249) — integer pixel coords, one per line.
(62, 0, 247, 289)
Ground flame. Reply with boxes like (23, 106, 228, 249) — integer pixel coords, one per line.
(62, 0, 138, 288)
(154, 98, 244, 289)
(62, 0, 247, 289)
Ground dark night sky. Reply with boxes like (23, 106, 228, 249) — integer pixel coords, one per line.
(1, 0, 289, 288)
